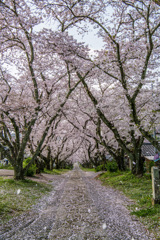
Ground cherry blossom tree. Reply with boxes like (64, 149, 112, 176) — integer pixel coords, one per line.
(148, 0, 160, 6)
(1, 0, 160, 179)
(0, 0, 86, 179)
(33, 117, 82, 170)
(38, 0, 160, 175)
(62, 83, 128, 171)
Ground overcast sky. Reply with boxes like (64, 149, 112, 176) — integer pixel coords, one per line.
(68, 25, 104, 51)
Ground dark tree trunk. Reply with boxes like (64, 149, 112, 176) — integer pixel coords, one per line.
(115, 149, 126, 171)
(55, 157, 60, 169)
(131, 148, 144, 176)
(35, 158, 45, 174)
(46, 146, 51, 170)
(116, 156, 125, 171)
(136, 149, 144, 176)
(56, 163, 60, 169)
(50, 157, 53, 170)
(101, 153, 107, 165)
(46, 161, 50, 170)
(14, 161, 24, 180)
(94, 157, 99, 167)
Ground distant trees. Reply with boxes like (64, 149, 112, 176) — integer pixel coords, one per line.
(38, 0, 160, 175)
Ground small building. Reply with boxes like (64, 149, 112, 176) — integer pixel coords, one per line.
(141, 142, 157, 172)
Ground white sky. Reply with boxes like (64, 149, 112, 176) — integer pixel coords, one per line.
(34, 19, 104, 51)
(68, 26, 104, 51)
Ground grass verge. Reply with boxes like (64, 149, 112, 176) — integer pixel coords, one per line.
(43, 168, 69, 175)
(80, 167, 95, 172)
(98, 171, 160, 239)
(0, 177, 52, 224)
(0, 164, 14, 170)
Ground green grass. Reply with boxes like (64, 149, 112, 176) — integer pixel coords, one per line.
(0, 177, 52, 224)
(43, 168, 69, 175)
(80, 167, 95, 172)
(99, 171, 160, 239)
(0, 164, 14, 170)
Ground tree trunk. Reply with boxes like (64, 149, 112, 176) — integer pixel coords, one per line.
(14, 161, 24, 180)
(116, 156, 125, 171)
(93, 156, 99, 167)
(46, 160, 50, 170)
(115, 149, 125, 171)
(46, 146, 51, 170)
(35, 158, 45, 174)
(56, 163, 59, 169)
(132, 149, 144, 176)
(136, 150, 144, 176)
(50, 157, 53, 170)
(55, 158, 60, 169)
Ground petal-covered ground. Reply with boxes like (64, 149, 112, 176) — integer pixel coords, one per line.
(0, 164, 155, 240)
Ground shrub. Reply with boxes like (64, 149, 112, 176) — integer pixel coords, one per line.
(23, 158, 37, 177)
(0, 164, 13, 170)
(106, 161, 118, 172)
(149, 161, 155, 173)
(95, 164, 106, 172)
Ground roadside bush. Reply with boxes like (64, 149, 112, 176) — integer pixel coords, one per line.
(23, 158, 37, 177)
(95, 164, 106, 172)
(106, 161, 118, 172)
(149, 161, 155, 173)
(0, 164, 13, 170)
(64, 165, 73, 170)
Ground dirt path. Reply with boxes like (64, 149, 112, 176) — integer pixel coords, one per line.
(0, 169, 14, 176)
(0, 164, 155, 240)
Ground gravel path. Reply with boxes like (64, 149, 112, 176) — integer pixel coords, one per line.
(0, 164, 155, 240)
(0, 169, 14, 176)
